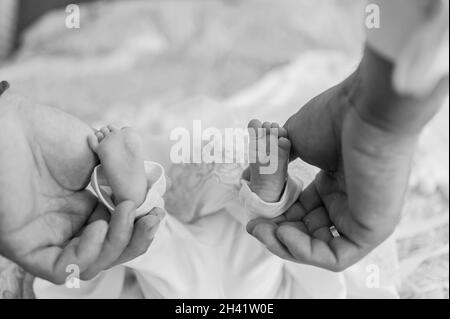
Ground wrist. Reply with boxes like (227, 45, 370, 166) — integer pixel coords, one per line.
(349, 45, 446, 136)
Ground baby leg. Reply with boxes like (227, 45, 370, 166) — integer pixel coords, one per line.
(88, 125, 148, 206)
(247, 119, 291, 203)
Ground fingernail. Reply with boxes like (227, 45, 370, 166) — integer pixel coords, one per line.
(246, 223, 254, 235)
(246, 219, 260, 235)
(250, 225, 261, 239)
(0, 81, 10, 96)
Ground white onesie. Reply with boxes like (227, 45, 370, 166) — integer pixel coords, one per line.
(33, 158, 306, 298)
(33, 159, 397, 299)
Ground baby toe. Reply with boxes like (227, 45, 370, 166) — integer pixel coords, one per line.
(248, 119, 262, 129)
(95, 130, 105, 141)
(248, 119, 264, 139)
(88, 134, 100, 151)
(278, 137, 291, 153)
(100, 126, 110, 136)
(100, 126, 111, 136)
(262, 122, 271, 133)
(278, 126, 288, 138)
(270, 122, 280, 130)
(270, 122, 288, 138)
(107, 124, 119, 132)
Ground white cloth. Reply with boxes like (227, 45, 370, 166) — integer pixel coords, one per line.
(366, 0, 449, 97)
(90, 161, 166, 218)
(33, 160, 398, 299)
(239, 175, 303, 223)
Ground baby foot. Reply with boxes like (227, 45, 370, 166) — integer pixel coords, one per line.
(247, 119, 291, 203)
(88, 125, 148, 206)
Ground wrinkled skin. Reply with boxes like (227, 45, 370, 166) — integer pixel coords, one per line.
(0, 91, 164, 283)
(247, 47, 448, 271)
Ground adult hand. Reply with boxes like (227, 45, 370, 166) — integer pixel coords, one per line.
(0, 90, 164, 283)
(247, 47, 448, 271)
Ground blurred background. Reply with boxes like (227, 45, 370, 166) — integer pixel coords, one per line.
(0, 0, 448, 299)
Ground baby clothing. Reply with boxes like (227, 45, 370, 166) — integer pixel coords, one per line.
(33, 159, 398, 299)
(90, 161, 166, 218)
(34, 160, 316, 298)
(35, 0, 448, 298)
(239, 175, 303, 222)
(90, 161, 302, 223)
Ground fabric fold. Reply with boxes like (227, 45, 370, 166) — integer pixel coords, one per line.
(239, 174, 303, 221)
(90, 161, 166, 218)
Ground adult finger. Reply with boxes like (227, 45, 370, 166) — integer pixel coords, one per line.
(312, 226, 334, 243)
(24, 219, 109, 284)
(297, 182, 323, 212)
(302, 206, 332, 233)
(81, 201, 137, 280)
(270, 183, 321, 225)
(282, 201, 308, 222)
(246, 219, 296, 262)
(276, 224, 363, 271)
(112, 208, 165, 266)
(278, 221, 308, 233)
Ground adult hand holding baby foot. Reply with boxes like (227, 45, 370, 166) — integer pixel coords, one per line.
(0, 89, 164, 284)
(247, 47, 449, 271)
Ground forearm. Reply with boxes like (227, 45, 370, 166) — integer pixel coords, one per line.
(285, 44, 446, 246)
(340, 45, 448, 242)
(352, 45, 448, 137)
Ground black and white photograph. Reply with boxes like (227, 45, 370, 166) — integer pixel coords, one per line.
(0, 0, 448, 304)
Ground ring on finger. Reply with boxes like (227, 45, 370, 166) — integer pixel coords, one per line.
(330, 225, 340, 238)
